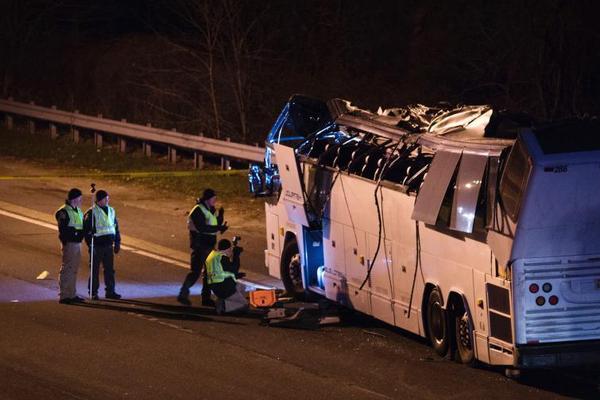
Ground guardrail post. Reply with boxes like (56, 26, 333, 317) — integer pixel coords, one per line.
(71, 127, 80, 144)
(49, 123, 58, 139)
(221, 137, 231, 170)
(193, 152, 204, 169)
(168, 128, 177, 164)
(27, 101, 36, 134)
(5, 114, 13, 130)
(143, 123, 152, 157)
(48, 106, 59, 138)
(94, 132, 103, 148)
(168, 146, 177, 164)
(118, 137, 127, 153)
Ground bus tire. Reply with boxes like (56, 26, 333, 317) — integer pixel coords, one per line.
(455, 304, 475, 365)
(426, 288, 449, 357)
(280, 239, 305, 299)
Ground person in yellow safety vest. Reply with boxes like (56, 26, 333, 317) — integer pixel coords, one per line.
(177, 188, 228, 306)
(55, 188, 86, 304)
(83, 189, 122, 300)
(206, 239, 245, 311)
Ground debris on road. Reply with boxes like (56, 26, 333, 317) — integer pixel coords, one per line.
(262, 300, 341, 330)
(36, 270, 50, 280)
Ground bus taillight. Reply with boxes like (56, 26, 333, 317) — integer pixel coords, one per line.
(535, 296, 546, 306)
(529, 283, 539, 293)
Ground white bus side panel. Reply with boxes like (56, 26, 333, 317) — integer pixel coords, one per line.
(265, 203, 282, 278)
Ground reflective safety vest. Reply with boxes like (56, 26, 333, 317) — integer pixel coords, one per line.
(57, 204, 83, 230)
(206, 250, 236, 285)
(92, 205, 116, 237)
(188, 203, 218, 235)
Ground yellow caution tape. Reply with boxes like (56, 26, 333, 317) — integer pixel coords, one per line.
(0, 170, 243, 180)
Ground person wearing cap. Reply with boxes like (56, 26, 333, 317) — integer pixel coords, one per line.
(55, 188, 85, 304)
(206, 239, 247, 314)
(177, 188, 228, 306)
(83, 189, 122, 300)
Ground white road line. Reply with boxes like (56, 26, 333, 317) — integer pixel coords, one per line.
(0, 209, 57, 230)
(0, 207, 273, 290)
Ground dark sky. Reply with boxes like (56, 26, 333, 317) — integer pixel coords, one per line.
(1, 0, 599, 141)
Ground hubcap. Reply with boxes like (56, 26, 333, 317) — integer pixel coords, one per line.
(288, 253, 302, 291)
(430, 302, 445, 343)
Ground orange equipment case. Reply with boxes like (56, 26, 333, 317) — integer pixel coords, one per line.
(249, 289, 277, 307)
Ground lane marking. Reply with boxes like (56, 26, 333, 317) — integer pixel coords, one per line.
(0, 207, 274, 290)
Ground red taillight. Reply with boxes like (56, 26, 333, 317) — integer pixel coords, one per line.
(549, 295, 559, 305)
(535, 296, 546, 306)
(529, 283, 539, 293)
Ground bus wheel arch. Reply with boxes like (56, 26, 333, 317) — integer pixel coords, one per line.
(448, 292, 476, 365)
(423, 284, 450, 357)
(280, 233, 305, 298)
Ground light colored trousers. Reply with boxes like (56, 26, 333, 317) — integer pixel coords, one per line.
(59, 242, 81, 299)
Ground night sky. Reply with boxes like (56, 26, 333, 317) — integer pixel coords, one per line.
(1, 0, 599, 143)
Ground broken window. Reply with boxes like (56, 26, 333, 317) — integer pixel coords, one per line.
(450, 153, 488, 233)
(499, 138, 531, 221)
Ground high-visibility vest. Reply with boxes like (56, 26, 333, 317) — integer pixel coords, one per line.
(92, 205, 116, 237)
(206, 250, 236, 285)
(188, 203, 218, 235)
(57, 204, 83, 230)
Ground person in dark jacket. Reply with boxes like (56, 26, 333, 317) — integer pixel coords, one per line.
(55, 188, 85, 304)
(177, 188, 228, 306)
(83, 189, 122, 300)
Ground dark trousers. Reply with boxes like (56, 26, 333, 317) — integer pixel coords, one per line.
(180, 246, 212, 299)
(88, 244, 116, 295)
(210, 277, 237, 300)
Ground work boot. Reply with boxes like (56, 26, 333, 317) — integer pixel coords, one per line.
(177, 295, 191, 306)
(215, 299, 225, 315)
(201, 297, 215, 307)
(105, 292, 122, 300)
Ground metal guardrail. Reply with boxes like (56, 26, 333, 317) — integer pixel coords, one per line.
(0, 98, 265, 163)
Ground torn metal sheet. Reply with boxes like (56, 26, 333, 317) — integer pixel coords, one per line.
(450, 153, 488, 233)
(485, 156, 501, 229)
(412, 150, 461, 224)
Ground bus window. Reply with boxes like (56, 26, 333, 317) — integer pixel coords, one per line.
(499, 139, 530, 221)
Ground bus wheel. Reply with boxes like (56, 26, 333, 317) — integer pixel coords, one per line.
(280, 239, 304, 298)
(426, 288, 449, 357)
(455, 307, 475, 364)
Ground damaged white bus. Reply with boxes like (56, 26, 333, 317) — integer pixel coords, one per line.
(249, 95, 600, 369)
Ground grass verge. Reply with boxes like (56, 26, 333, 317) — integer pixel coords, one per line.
(0, 126, 264, 218)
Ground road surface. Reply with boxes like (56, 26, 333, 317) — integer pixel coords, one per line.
(0, 157, 598, 400)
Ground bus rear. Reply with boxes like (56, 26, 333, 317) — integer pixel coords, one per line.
(505, 120, 600, 367)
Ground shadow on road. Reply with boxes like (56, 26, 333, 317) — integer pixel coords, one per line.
(71, 297, 264, 326)
(514, 368, 600, 399)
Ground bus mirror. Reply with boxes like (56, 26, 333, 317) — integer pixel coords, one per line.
(248, 163, 280, 197)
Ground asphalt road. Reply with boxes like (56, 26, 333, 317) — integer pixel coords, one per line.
(1, 159, 599, 400)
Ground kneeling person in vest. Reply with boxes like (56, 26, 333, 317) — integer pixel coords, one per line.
(55, 188, 85, 304)
(84, 190, 122, 300)
(207, 239, 247, 314)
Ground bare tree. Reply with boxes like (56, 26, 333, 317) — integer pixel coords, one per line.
(220, 0, 265, 142)
(0, 0, 57, 97)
